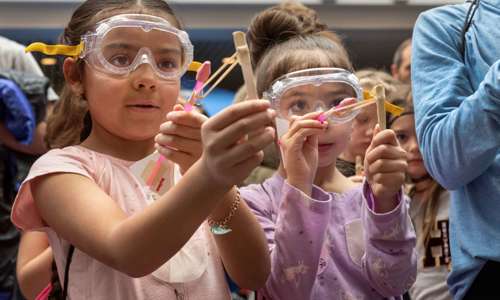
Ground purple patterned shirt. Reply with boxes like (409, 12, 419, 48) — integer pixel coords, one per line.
(241, 173, 417, 300)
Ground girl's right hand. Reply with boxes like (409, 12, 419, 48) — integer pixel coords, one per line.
(279, 112, 327, 196)
(199, 100, 276, 189)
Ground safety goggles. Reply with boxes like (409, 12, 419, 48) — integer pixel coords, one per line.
(26, 14, 194, 81)
(264, 68, 364, 124)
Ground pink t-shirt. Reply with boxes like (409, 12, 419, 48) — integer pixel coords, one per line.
(11, 146, 231, 300)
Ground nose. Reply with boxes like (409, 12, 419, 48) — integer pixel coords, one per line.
(408, 136, 420, 154)
(365, 124, 374, 138)
(132, 63, 157, 91)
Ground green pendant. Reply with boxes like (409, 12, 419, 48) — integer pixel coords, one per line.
(210, 225, 232, 235)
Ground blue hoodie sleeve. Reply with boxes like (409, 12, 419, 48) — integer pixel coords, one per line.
(411, 8, 500, 190)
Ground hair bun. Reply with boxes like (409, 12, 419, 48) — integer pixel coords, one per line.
(247, 1, 327, 67)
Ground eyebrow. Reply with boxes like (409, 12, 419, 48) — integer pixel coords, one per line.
(285, 91, 311, 98)
(324, 91, 355, 99)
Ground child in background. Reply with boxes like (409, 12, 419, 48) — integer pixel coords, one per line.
(240, 4, 417, 299)
(337, 69, 402, 179)
(389, 93, 451, 300)
(11, 1, 273, 299)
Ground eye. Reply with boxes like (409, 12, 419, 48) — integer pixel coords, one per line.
(328, 98, 344, 109)
(288, 100, 308, 116)
(157, 59, 179, 71)
(355, 115, 369, 124)
(396, 133, 408, 143)
(109, 54, 131, 67)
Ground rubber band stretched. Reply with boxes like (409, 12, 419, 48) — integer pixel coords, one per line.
(319, 89, 403, 123)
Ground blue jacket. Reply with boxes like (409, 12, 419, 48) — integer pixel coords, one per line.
(0, 78, 35, 144)
(412, 1, 500, 298)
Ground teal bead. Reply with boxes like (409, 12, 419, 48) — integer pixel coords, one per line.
(210, 225, 232, 235)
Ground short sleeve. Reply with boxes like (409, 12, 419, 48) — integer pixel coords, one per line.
(11, 147, 95, 231)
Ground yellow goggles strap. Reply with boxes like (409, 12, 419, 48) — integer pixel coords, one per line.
(25, 41, 84, 57)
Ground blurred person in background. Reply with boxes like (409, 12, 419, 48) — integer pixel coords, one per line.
(391, 38, 412, 84)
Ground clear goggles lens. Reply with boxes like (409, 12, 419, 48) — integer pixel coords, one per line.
(82, 14, 193, 80)
(265, 68, 363, 123)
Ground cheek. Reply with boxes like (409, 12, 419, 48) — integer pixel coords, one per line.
(159, 83, 180, 109)
(329, 123, 352, 145)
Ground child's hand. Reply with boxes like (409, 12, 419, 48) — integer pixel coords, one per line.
(199, 100, 276, 189)
(364, 124, 408, 213)
(155, 104, 207, 174)
(279, 112, 327, 196)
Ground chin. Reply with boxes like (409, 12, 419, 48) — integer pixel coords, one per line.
(408, 169, 428, 180)
(318, 157, 336, 168)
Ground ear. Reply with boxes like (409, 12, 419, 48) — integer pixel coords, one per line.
(390, 64, 399, 79)
(63, 57, 83, 94)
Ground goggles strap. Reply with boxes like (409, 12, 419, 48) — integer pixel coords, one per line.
(25, 41, 84, 58)
(364, 90, 404, 116)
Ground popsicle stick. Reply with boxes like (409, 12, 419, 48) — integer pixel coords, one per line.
(233, 31, 258, 100)
(355, 155, 363, 176)
(374, 84, 387, 130)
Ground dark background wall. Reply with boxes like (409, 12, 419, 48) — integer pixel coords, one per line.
(0, 1, 439, 93)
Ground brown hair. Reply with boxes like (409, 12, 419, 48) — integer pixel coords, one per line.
(390, 91, 445, 249)
(246, 1, 352, 97)
(46, 0, 182, 149)
(355, 68, 403, 99)
(392, 38, 412, 68)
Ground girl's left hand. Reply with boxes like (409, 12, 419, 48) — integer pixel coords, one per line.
(155, 104, 208, 174)
(364, 124, 408, 213)
(279, 112, 327, 196)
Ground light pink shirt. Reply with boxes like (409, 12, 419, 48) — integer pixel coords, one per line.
(11, 146, 231, 300)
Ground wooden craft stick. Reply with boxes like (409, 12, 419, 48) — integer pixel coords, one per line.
(233, 31, 258, 100)
(374, 84, 387, 130)
(355, 155, 363, 176)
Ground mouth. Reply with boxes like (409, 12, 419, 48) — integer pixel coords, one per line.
(126, 103, 161, 110)
(408, 159, 424, 166)
(318, 143, 335, 152)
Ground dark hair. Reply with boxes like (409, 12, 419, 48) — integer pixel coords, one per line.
(46, 0, 181, 149)
(392, 38, 412, 68)
(247, 2, 352, 97)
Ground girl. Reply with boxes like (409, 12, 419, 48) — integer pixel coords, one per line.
(389, 93, 451, 300)
(242, 5, 417, 299)
(11, 1, 273, 299)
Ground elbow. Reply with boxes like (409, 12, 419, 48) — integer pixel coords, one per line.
(109, 253, 170, 278)
(229, 259, 271, 291)
(234, 271, 270, 291)
(106, 248, 172, 278)
(120, 266, 151, 279)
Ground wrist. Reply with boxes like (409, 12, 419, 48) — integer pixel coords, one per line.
(196, 156, 233, 192)
(188, 159, 231, 195)
(286, 178, 313, 197)
(373, 194, 399, 214)
(208, 187, 241, 235)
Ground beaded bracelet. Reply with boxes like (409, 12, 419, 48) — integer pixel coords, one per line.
(208, 188, 241, 235)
